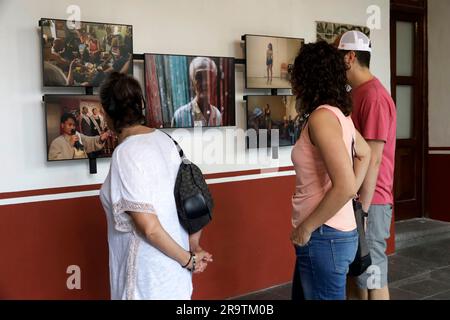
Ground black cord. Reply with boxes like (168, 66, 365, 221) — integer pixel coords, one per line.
(182, 251, 194, 269)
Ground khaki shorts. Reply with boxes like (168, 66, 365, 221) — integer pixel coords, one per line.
(356, 205, 393, 290)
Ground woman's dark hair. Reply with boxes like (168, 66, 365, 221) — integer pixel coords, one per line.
(291, 41, 352, 120)
(100, 72, 145, 133)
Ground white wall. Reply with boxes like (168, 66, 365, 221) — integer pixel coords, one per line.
(428, 0, 450, 148)
(0, 0, 390, 193)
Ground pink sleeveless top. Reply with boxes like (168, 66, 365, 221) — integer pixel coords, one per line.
(291, 105, 357, 232)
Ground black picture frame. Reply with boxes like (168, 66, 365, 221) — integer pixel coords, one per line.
(243, 34, 304, 90)
(40, 18, 133, 88)
(143, 52, 236, 129)
(44, 94, 117, 162)
(245, 95, 300, 149)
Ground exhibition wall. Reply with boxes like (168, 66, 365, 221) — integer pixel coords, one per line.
(0, 0, 391, 299)
(0, 0, 391, 193)
(428, 0, 450, 149)
(427, 0, 450, 222)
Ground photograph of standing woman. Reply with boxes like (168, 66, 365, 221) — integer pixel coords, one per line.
(266, 43, 273, 84)
(246, 35, 303, 89)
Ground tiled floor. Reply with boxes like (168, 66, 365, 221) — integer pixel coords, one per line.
(389, 238, 450, 300)
(233, 238, 450, 300)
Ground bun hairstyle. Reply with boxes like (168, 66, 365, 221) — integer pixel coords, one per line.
(100, 72, 146, 134)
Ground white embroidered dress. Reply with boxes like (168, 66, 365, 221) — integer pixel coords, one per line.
(100, 130, 192, 300)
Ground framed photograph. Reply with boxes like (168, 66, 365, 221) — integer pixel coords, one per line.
(246, 95, 300, 148)
(316, 21, 371, 44)
(40, 18, 133, 87)
(244, 34, 304, 90)
(144, 53, 235, 129)
(44, 95, 118, 162)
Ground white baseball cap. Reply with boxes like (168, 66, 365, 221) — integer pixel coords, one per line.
(337, 31, 372, 53)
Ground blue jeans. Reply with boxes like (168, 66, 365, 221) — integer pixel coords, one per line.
(292, 225, 358, 300)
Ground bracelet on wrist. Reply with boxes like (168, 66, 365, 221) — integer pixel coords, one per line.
(182, 251, 193, 269)
(189, 254, 197, 273)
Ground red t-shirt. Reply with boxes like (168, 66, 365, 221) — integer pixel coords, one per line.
(351, 77, 397, 205)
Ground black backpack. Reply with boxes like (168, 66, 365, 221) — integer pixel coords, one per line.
(164, 132, 214, 235)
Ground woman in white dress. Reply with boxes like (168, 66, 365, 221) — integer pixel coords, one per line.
(99, 72, 213, 300)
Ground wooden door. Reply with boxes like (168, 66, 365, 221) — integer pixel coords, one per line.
(391, 0, 428, 220)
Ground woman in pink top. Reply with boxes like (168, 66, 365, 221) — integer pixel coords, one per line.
(290, 42, 371, 300)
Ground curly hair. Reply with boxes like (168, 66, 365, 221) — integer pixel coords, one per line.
(100, 72, 146, 134)
(291, 41, 352, 120)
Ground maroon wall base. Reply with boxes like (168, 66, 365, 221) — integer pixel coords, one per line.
(0, 174, 397, 299)
(427, 154, 450, 222)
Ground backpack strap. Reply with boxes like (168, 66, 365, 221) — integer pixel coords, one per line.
(351, 136, 365, 212)
(160, 130, 189, 162)
(351, 136, 358, 200)
(351, 137, 355, 162)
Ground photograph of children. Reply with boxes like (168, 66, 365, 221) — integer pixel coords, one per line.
(45, 95, 118, 161)
(144, 54, 235, 128)
(41, 19, 133, 87)
(246, 96, 301, 148)
(245, 35, 304, 89)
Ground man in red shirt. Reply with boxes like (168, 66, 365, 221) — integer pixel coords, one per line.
(337, 31, 397, 300)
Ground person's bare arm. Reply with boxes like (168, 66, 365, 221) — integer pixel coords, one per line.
(359, 140, 385, 212)
(119, 54, 132, 74)
(188, 230, 212, 263)
(52, 53, 69, 68)
(130, 212, 212, 272)
(189, 230, 202, 252)
(80, 134, 106, 153)
(354, 130, 371, 192)
(291, 110, 357, 245)
(67, 59, 78, 86)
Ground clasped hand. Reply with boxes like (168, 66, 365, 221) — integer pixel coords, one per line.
(291, 224, 312, 247)
(190, 246, 213, 274)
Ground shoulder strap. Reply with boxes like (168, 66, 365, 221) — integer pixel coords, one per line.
(160, 130, 188, 161)
(351, 137, 355, 165)
(351, 136, 362, 203)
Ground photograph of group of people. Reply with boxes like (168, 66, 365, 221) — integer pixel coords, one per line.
(45, 95, 118, 161)
(245, 35, 304, 89)
(41, 19, 133, 87)
(246, 95, 301, 148)
(144, 54, 235, 129)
